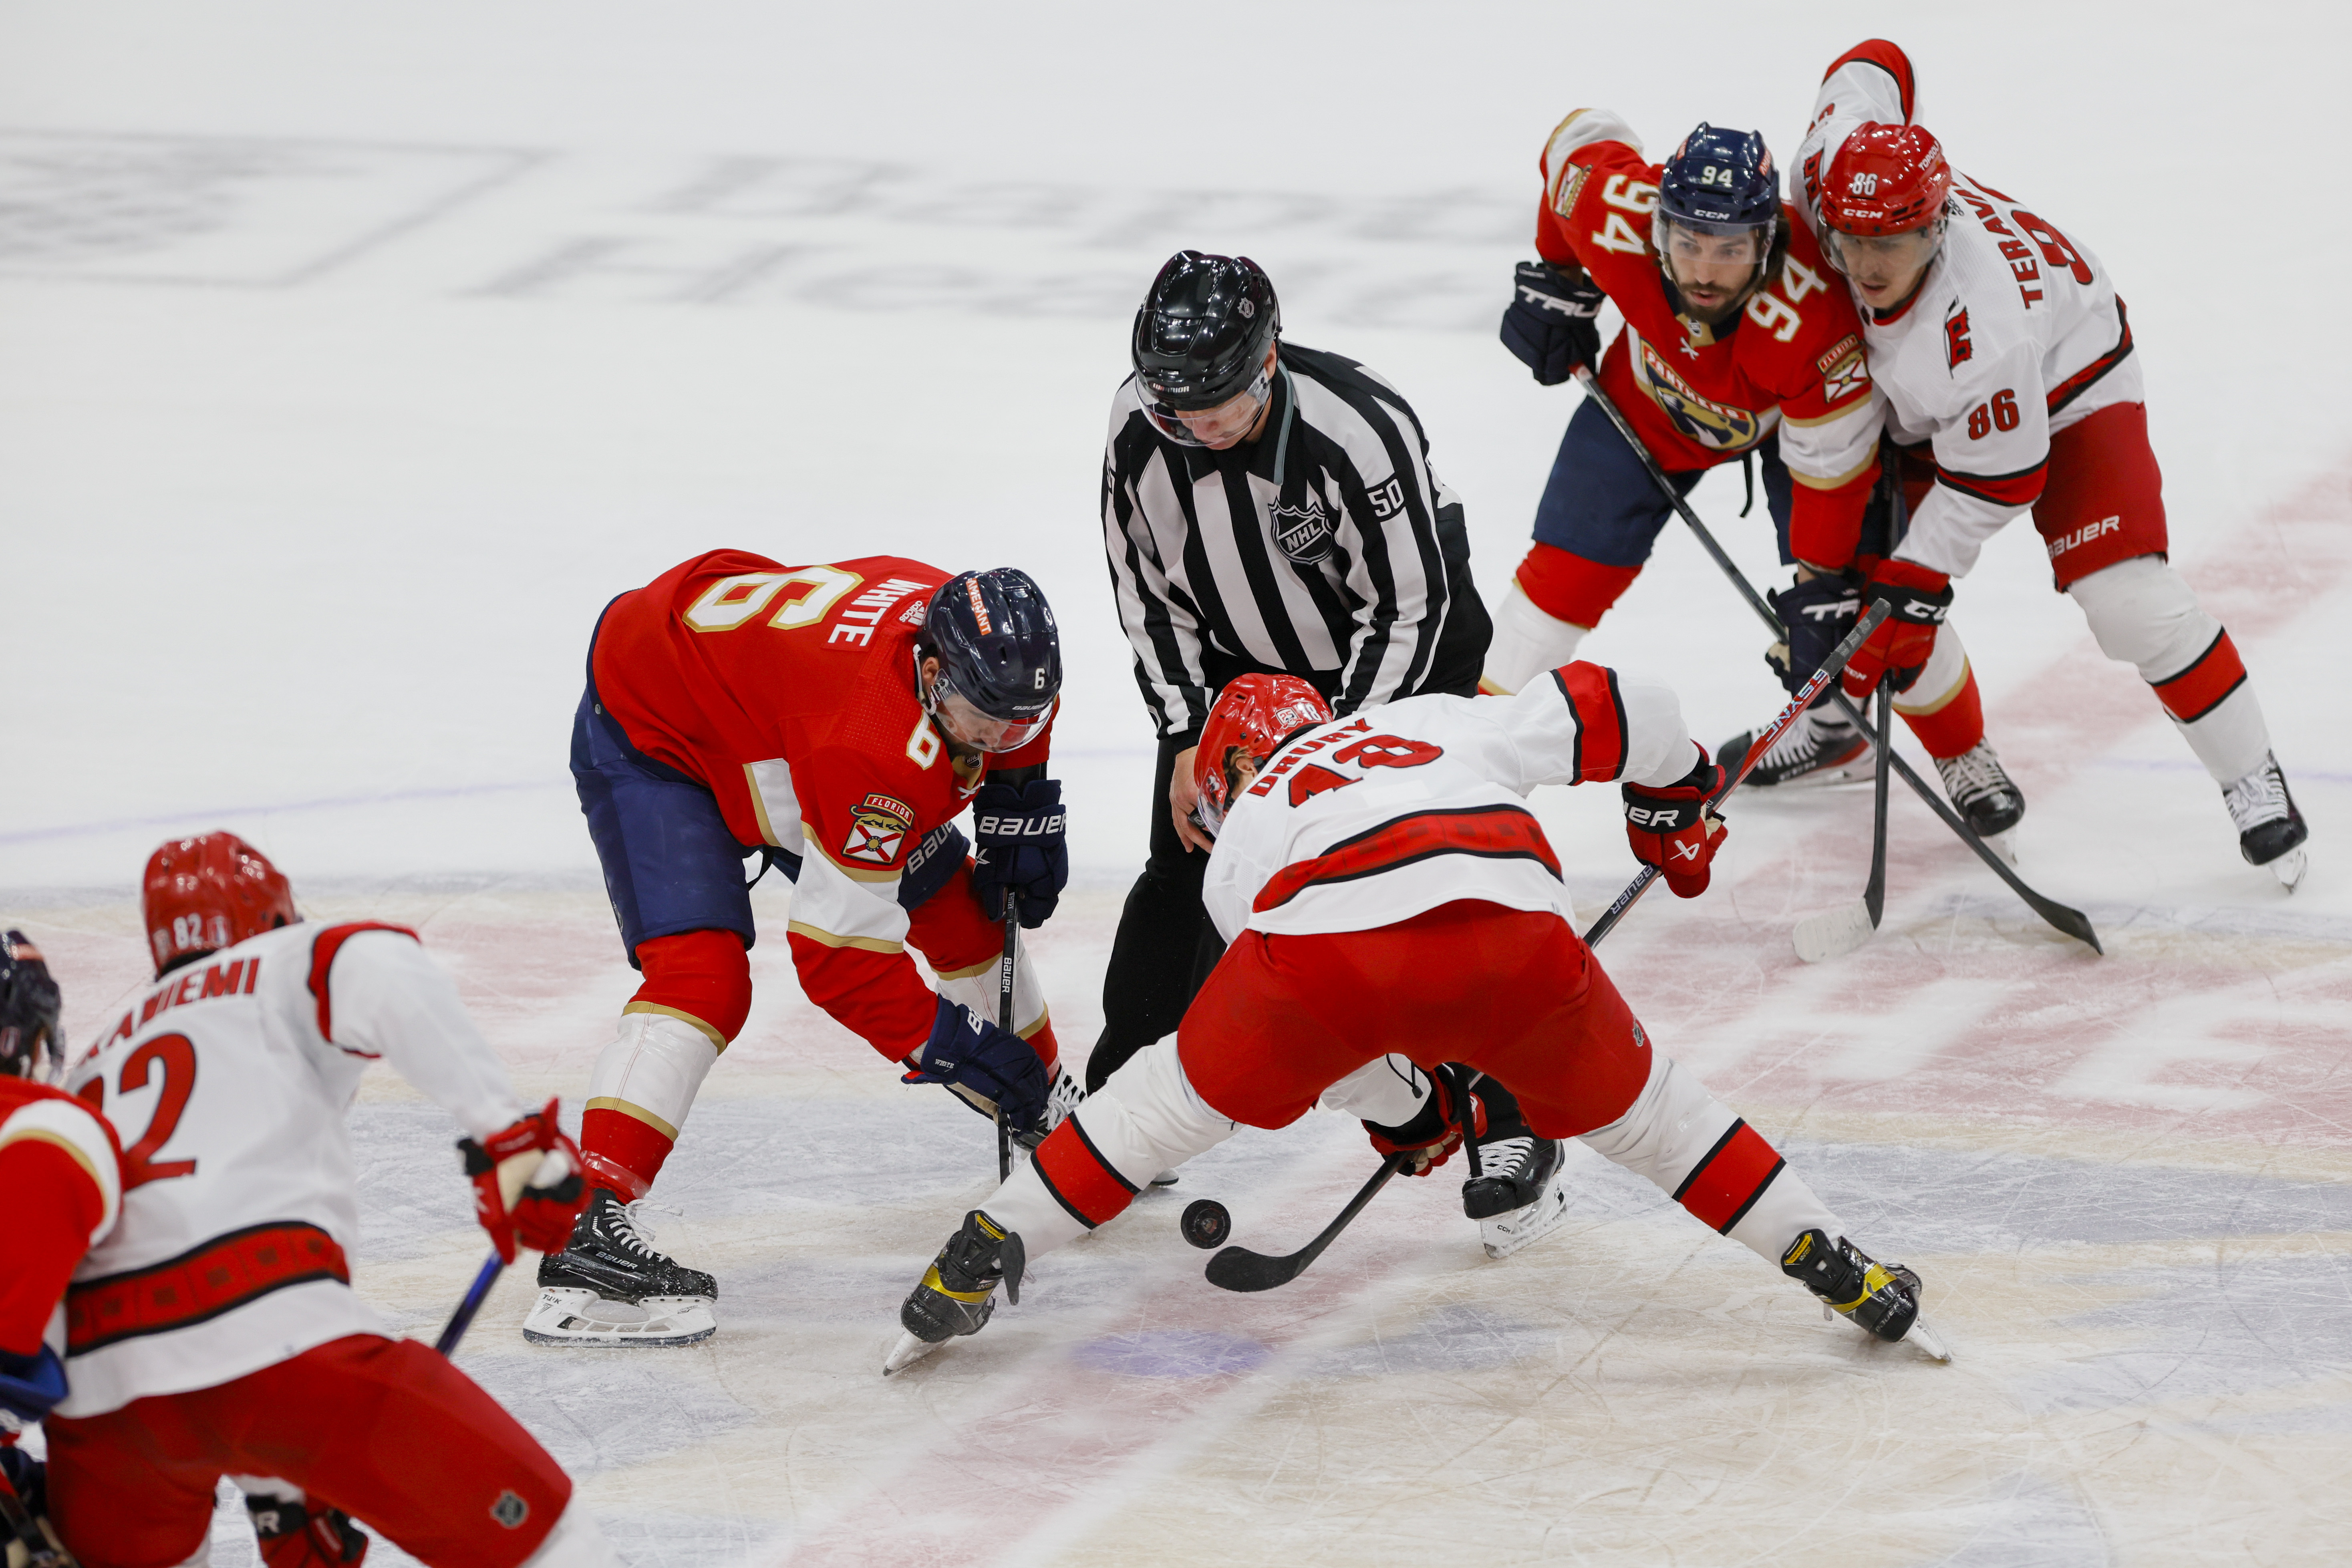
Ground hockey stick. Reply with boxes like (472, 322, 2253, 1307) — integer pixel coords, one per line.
(995, 894, 1017, 1184)
(1205, 612, 1882, 1296)
(0, 1464, 63, 1568)
(1792, 678, 1894, 962)
(1579, 602, 1889, 948)
(1569, 367, 2100, 954)
(435, 1250, 504, 1356)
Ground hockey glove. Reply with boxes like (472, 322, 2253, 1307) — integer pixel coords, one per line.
(1624, 744, 1729, 898)
(970, 776, 1067, 928)
(1765, 573, 1861, 704)
(1363, 1066, 1484, 1177)
(904, 997, 1050, 1137)
(0, 1345, 65, 1425)
(248, 1488, 371, 1568)
(1841, 559, 1951, 698)
(1499, 260, 1605, 385)
(460, 1099, 588, 1264)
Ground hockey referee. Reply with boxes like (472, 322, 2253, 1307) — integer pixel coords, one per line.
(1090, 250, 1492, 1091)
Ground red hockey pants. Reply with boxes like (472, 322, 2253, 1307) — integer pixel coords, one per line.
(46, 1334, 571, 1568)
(1178, 900, 1652, 1139)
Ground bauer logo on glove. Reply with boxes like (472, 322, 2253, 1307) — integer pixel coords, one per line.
(1622, 744, 1729, 898)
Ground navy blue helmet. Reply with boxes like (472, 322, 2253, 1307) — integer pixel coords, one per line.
(1657, 123, 1781, 236)
(0, 930, 62, 1080)
(917, 569, 1061, 753)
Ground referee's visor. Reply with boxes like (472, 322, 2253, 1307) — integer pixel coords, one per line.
(1138, 363, 1274, 450)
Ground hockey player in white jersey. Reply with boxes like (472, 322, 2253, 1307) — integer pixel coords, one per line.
(40, 833, 623, 1568)
(1794, 39, 2309, 886)
(887, 668, 1941, 1371)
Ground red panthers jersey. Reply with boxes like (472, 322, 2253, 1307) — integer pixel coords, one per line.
(0, 1077, 124, 1361)
(592, 551, 1054, 1058)
(1534, 109, 1887, 568)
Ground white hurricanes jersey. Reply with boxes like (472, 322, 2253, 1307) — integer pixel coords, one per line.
(1201, 663, 1693, 944)
(61, 922, 528, 1417)
(1797, 43, 2141, 579)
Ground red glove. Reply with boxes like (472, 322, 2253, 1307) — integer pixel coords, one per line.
(1363, 1067, 1485, 1176)
(1623, 744, 1729, 898)
(461, 1099, 587, 1263)
(1841, 559, 1952, 698)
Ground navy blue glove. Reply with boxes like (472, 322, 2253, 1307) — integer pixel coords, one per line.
(1500, 260, 1605, 385)
(1766, 573, 1862, 707)
(971, 777, 1067, 929)
(903, 997, 1049, 1136)
(0, 1344, 66, 1424)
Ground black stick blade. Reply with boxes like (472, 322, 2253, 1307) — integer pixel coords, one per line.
(1204, 1243, 1307, 1293)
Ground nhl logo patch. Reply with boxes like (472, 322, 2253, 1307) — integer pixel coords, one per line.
(1270, 497, 1335, 564)
(843, 793, 914, 866)
(490, 1490, 530, 1529)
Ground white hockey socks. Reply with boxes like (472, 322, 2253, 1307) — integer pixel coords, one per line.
(978, 1035, 1236, 1257)
(2070, 555, 2273, 783)
(931, 926, 1051, 1043)
(583, 1010, 720, 1168)
(1478, 581, 1591, 696)
(1577, 1053, 1838, 1264)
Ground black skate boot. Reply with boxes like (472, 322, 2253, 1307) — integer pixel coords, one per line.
(1457, 1075, 1571, 1258)
(1780, 1228, 1931, 1348)
(886, 1210, 1025, 1374)
(2223, 751, 2309, 890)
(1932, 740, 2026, 840)
(524, 1188, 717, 1346)
(1716, 707, 1869, 787)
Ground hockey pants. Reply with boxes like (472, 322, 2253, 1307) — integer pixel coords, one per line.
(45, 1333, 620, 1568)
(981, 900, 1839, 1267)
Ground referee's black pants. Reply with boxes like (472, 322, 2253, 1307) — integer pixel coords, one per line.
(1087, 731, 1228, 1092)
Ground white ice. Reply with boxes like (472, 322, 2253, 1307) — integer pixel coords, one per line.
(6, 4, 2351, 1563)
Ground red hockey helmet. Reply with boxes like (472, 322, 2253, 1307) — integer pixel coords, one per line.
(1191, 674, 1333, 839)
(142, 832, 298, 976)
(1818, 121, 1950, 236)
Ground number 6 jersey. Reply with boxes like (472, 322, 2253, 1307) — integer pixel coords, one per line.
(61, 923, 533, 1418)
(1201, 663, 1694, 944)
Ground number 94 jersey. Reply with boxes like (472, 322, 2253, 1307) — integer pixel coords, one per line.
(1201, 663, 1696, 946)
(61, 922, 530, 1419)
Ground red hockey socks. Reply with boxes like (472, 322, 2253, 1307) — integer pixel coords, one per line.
(1515, 542, 1643, 630)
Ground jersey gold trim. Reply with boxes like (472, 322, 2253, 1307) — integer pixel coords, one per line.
(785, 920, 904, 954)
(620, 1000, 728, 1053)
(584, 1095, 679, 1140)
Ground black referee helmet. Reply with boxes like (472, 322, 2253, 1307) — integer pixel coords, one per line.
(1131, 250, 1281, 411)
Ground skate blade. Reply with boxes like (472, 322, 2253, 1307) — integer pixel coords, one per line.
(1979, 826, 2020, 867)
(1903, 1315, 1954, 1363)
(1150, 1169, 1180, 1187)
(1479, 1158, 1571, 1260)
(520, 1287, 716, 1347)
(2270, 846, 2309, 892)
(882, 1330, 945, 1376)
(1791, 898, 1877, 963)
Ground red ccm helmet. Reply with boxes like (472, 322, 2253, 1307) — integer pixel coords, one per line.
(1190, 674, 1334, 839)
(142, 831, 298, 976)
(1816, 121, 1951, 276)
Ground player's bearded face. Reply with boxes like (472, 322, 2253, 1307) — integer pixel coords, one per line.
(919, 658, 1047, 754)
(1659, 220, 1766, 323)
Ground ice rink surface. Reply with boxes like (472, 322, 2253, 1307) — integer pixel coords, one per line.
(5, 2, 2350, 1562)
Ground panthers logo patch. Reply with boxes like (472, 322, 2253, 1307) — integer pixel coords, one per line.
(842, 793, 914, 866)
(1635, 337, 1765, 453)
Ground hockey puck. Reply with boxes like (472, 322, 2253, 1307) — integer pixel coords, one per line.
(1180, 1198, 1232, 1250)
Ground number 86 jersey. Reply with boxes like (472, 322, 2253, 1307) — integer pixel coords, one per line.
(61, 922, 530, 1419)
(1201, 663, 1697, 945)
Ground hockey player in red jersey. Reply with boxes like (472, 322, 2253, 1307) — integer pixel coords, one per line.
(1796, 40, 2309, 886)
(1491, 112, 2025, 837)
(886, 672, 1941, 1372)
(539, 552, 1077, 1345)
(36, 834, 618, 1568)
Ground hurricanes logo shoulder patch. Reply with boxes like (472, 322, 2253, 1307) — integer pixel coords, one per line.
(843, 793, 914, 866)
(1270, 496, 1336, 564)
(1944, 307, 1973, 370)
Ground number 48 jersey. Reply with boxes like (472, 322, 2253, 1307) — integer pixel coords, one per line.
(61, 922, 533, 1419)
(1201, 663, 1696, 945)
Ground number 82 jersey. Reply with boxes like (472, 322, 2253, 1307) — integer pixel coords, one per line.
(1200, 663, 1696, 945)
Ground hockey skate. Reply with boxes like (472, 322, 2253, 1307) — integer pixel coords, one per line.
(1014, 1066, 1088, 1154)
(1459, 1077, 1570, 1259)
(884, 1209, 1024, 1375)
(1716, 707, 1869, 788)
(2224, 751, 2309, 891)
(1933, 740, 2025, 861)
(1780, 1228, 1949, 1361)
(524, 1189, 717, 1347)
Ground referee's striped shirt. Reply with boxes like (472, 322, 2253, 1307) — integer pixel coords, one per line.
(1101, 342, 1491, 741)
